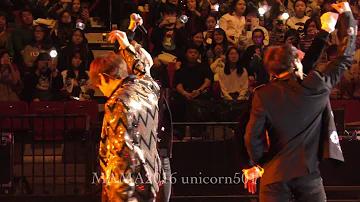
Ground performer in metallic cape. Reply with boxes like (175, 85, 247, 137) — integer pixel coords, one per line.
(108, 13, 173, 202)
(90, 19, 163, 201)
(243, 2, 357, 201)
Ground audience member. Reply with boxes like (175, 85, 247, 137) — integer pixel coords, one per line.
(61, 52, 94, 101)
(245, 6, 269, 46)
(266, 0, 295, 28)
(151, 3, 187, 68)
(240, 29, 266, 76)
(306, 0, 323, 18)
(322, 0, 337, 14)
(184, 0, 205, 35)
(176, 30, 207, 70)
(2, 0, 359, 127)
(22, 52, 63, 102)
(0, 52, 20, 101)
(206, 28, 228, 65)
(172, 44, 213, 121)
(50, 10, 73, 50)
(218, 47, 249, 100)
(219, 0, 247, 49)
(299, 18, 320, 52)
(210, 54, 225, 82)
(12, 9, 34, 64)
(23, 25, 55, 70)
(69, 0, 91, 28)
(284, 29, 300, 47)
(287, 0, 310, 36)
(32, 0, 57, 19)
(47, 0, 72, 19)
(197, 0, 211, 18)
(269, 16, 286, 46)
(203, 14, 217, 48)
(57, 28, 94, 72)
(147, 0, 164, 28)
(0, 11, 14, 57)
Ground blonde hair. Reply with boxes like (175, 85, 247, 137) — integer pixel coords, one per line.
(89, 52, 129, 86)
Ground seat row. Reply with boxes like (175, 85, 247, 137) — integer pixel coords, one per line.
(0, 101, 100, 140)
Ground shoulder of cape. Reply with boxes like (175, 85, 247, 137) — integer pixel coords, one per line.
(253, 84, 266, 92)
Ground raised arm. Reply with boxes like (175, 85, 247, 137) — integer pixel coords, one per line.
(114, 13, 143, 52)
(109, 19, 153, 78)
(302, 3, 357, 92)
(302, 29, 330, 75)
(302, 9, 345, 75)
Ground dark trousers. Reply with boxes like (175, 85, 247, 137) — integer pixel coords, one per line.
(259, 170, 326, 202)
(156, 156, 172, 202)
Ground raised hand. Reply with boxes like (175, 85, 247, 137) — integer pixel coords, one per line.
(108, 30, 130, 49)
(320, 12, 339, 33)
(82, 9, 90, 20)
(332, 2, 352, 14)
(129, 13, 143, 31)
(183, 91, 192, 100)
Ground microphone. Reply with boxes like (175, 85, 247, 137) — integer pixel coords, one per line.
(130, 13, 147, 34)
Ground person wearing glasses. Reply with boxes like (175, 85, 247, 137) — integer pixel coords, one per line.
(90, 14, 164, 200)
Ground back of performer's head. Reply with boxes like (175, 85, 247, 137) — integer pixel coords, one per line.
(89, 52, 129, 87)
(264, 44, 300, 76)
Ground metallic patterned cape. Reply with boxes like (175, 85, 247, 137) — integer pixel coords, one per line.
(100, 75, 162, 201)
(99, 46, 163, 201)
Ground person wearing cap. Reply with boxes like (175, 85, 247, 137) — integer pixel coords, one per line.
(0, 11, 14, 58)
(22, 52, 63, 102)
(243, 2, 356, 201)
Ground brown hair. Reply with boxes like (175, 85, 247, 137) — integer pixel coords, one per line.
(264, 44, 298, 75)
(89, 52, 129, 86)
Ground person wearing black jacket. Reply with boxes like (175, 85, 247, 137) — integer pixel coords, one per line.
(238, 5, 330, 176)
(244, 2, 356, 201)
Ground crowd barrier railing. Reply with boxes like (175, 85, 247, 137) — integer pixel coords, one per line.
(0, 114, 95, 196)
(172, 122, 239, 142)
(1, 116, 359, 201)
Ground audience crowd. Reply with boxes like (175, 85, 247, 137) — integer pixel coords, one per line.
(0, 0, 359, 136)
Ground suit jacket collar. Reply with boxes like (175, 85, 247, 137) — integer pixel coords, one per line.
(272, 72, 297, 81)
